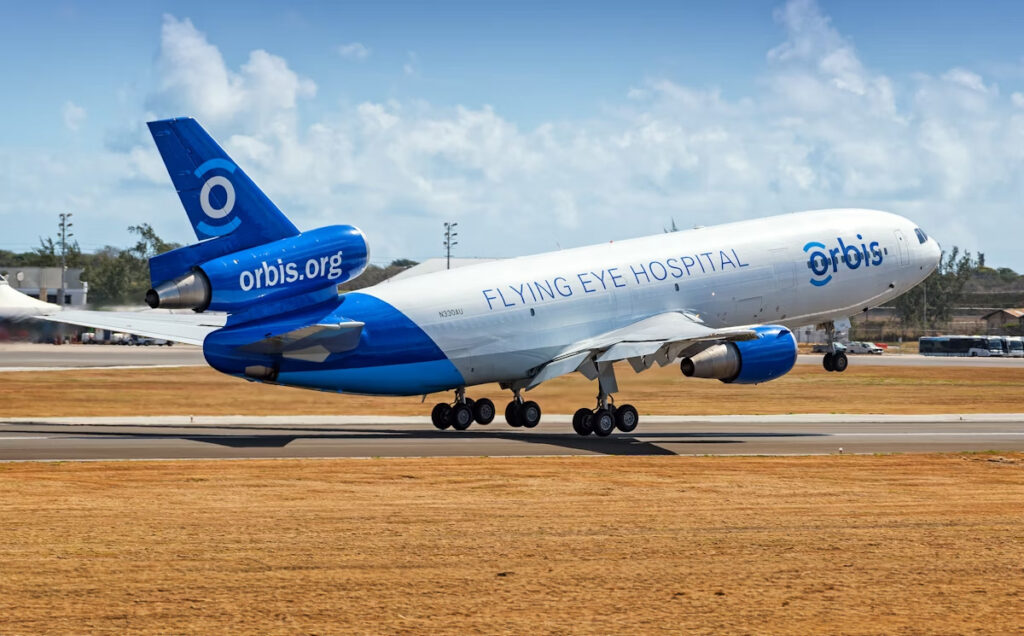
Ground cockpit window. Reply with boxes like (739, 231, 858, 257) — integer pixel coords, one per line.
(914, 228, 928, 244)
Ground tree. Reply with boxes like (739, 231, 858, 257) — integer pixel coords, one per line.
(80, 225, 180, 306)
(893, 246, 980, 333)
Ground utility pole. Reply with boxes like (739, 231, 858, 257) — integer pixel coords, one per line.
(57, 212, 73, 306)
(443, 222, 458, 270)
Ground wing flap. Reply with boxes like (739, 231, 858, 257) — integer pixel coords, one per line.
(522, 311, 760, 389)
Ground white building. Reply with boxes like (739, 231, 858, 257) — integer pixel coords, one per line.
(0, 266, 88, 306)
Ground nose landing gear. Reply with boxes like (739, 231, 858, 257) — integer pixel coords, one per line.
(821, 320, 849, 373)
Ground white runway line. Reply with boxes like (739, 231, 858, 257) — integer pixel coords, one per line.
(0, 364, 202, 373)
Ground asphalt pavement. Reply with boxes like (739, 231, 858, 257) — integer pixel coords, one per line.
(2, 414, 1022, 461)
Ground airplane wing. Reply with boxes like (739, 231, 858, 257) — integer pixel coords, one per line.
(525, 311, 757, 389)
(39, 310, 227, 346)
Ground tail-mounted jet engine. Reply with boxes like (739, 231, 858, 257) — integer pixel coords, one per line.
(680, 325, 797, 384)
(145, 225, 368, 315)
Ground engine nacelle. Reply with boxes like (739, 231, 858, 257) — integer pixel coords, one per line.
(680, 325, 797, 384)
(146, 224, 368, 314)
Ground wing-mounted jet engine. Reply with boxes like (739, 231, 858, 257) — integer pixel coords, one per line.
(679, 325, 797, 384)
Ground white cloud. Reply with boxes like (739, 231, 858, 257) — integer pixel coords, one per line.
(149, 15, 315, 125)
(24, 1, 1024, 270)
(337, 42, 370, 60)
(62, 101, 86, 131)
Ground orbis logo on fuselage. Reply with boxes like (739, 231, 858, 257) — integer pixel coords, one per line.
(803, 235, 883, 287)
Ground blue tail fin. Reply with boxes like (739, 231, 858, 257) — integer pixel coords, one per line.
(147, 118, 299, 245)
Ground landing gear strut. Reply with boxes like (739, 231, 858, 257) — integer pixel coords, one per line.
(504, 390, 541, 429)
(430, 387, 496, 431)
(821, 320, 849, 373)
(571, 386, 639, 437)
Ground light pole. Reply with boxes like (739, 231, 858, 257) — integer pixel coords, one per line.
(57, 212, 73, 306)
(443, 222, 458, 270)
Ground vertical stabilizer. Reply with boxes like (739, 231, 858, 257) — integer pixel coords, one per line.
(147, 118, 299, 246)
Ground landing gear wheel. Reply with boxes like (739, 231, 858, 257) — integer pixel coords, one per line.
(614, 404, 639, 432)
(505, 401, 522, 427)
(473, 398, 496, 425)
(518, 401, 541, 428)
(431, 403, 452, 430)
(832, 351, 849, 373)
(448, 403, 473, 431)
(572, 408, 593, 436)
(591, 408, 615, 437)
(823, 352, 835, 372)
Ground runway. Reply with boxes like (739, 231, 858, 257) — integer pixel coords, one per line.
(2, 414, 1023, 461)
(2, 343, 1022, 370)
(0, 343, 204, 370)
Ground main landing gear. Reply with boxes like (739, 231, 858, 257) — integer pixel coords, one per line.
(821, 320, 849, 373)
(430, 387, 496, 431)
(504, 391, 542, 428)
(571, 387, 638, 437)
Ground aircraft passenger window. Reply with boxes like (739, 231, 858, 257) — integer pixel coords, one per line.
(914, 228, 928, 244)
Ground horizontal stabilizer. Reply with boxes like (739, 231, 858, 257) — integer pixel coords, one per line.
(40, 310, 227, 346)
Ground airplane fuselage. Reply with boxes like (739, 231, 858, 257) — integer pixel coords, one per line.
(263, 208, 940, 395)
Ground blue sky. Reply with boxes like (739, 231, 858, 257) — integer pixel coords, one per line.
(2, 0, 1024, 269)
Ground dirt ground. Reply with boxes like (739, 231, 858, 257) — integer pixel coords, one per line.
(0, 454, 1021, 634)
(1, 362, 1023, 417)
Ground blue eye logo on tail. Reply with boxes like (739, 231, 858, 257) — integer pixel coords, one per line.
(194, 159, 241, 237)
(804, 235, 884, 287)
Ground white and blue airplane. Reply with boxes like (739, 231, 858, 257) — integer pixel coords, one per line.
(45, 118, 941, 436)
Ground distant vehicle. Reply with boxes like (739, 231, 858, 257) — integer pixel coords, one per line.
(999, 336, 1024, 358)
(919, 335, 1004, 357)
(127, 335, 172, 346)
(811, 342, 847, 354)
(847, 341, 883, 354)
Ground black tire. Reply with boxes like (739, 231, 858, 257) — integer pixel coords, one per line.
(473, 398, 496, 425)
(431, 403, 452, 430)
(449, 403, 474, 431)
(505, 401, 522, 427)
(833, 351, 849, 373)
(822, 352, 835, 372)
(615, 404, 639, 432)
(572, 408, 593, 436)
(592, 408, 615, 437)
(518, 400, 541, 428)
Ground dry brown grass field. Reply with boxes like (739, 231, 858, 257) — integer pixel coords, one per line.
(1, 362, 1022, 417)
(1, 454, 1022, 634)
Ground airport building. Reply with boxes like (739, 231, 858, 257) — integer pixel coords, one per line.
(0, 266, 88, 306)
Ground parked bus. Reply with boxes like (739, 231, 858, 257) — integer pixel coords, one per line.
(919, 336, 1005, 357)
(1000, 336, 1024, 358)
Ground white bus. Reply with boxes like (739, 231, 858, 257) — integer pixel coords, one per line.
(919, 336, 1004, 357)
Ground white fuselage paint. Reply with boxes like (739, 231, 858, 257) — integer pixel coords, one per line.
(365, 209, 941, 387)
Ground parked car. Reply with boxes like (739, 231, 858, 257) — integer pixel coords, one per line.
(811, 342, 847, 354)
(847, 341, 883, 354)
